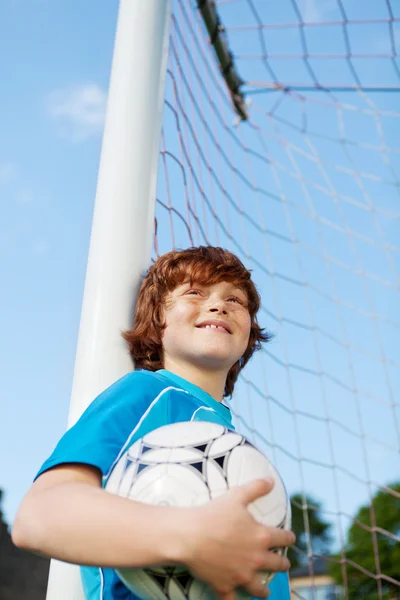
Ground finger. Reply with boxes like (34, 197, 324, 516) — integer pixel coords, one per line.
(262, 552, 291, 573)
(244, 574, 271, 599)
(244, 584, 270, 599)
(265, 527, 296, 549)
(218, 591, 236, 600)
(237, 478, 275, 506)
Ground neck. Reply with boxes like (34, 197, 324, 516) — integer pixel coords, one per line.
(162, 358, 228, 402)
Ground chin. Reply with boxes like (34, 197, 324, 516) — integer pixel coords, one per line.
(194, 353, 238, 370)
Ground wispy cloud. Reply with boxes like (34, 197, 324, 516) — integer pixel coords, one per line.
(46, 83, 107, 142)
(300, 0, 337, 22)
(16, 190, 34, 205)
(32, 240, 48, 255)
(0, 162, 17, 184)
(0, 164, 35, 207)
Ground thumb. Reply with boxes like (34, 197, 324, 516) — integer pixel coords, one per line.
(218, 592, 236, 600)
(237, 477, 274, 506)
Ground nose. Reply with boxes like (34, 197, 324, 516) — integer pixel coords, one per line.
(208, 302, 228, 316)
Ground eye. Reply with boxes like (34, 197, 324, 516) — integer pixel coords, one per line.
(228, 296, 244, 304)
(185, 289, 201, 296)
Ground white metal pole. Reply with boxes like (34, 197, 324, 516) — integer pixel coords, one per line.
(45, 1, 172, 598)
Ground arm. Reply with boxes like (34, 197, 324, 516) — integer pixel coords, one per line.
(12, 463, 188, 568)
(12, 466, 294, 599)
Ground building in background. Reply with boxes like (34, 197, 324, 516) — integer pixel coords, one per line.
(290, 559, 342, 600)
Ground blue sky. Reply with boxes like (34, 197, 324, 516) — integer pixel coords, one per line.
(0, 0, 117, 524)
(1, 0, 399, 559)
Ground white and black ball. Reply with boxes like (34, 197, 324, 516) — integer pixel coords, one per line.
(105, 421, 291, 600)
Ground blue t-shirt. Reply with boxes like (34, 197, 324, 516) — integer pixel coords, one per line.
(37, 369, 290, 600)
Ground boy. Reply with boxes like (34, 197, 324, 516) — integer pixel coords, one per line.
(13, 246, 294, 599)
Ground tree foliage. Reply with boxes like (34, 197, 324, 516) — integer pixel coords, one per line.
(0, 486, 50, 599)
(0, 488, 8, 536)
(0, 488, 5, 520)
(289, 493, 332, 569)
(329, 482, 400, 600)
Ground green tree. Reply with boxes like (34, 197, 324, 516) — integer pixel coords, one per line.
(0, 486, 50, 599)
(288, 493, 332, 569)
(329, 482, 400, 600)
(0, 488, 8, 536)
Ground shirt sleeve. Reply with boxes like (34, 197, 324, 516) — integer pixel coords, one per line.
(35, 371, 166, 480)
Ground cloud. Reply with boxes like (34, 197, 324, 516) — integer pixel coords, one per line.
(16, 190, 34, 205)
(32, 240, 48, 255)
(0, 163, 17, 184)
(300, 0, 337, 22)
(46, 83, 107, 142)
(0, 165, 35, 207)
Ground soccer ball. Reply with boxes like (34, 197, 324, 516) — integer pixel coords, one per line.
(105, 421, 290, 600)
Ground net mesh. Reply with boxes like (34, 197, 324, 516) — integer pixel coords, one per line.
(155, 1, 400, 598)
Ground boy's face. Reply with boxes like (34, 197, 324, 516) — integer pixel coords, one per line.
(161, 280, 251, 373)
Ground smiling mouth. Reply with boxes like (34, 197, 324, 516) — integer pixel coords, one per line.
(197, 324, 230, 334)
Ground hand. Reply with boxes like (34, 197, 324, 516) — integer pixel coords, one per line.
(183, 478, 295, 599)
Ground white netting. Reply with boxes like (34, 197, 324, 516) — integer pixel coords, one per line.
(155, 1, 399, 598)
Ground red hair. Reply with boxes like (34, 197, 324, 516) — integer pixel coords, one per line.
(122, 246, 272, 397)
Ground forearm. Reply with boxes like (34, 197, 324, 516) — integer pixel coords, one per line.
(12, 482, 191, 568)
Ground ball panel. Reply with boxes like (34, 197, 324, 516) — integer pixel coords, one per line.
(106, 455, 138, 497)
(167, 576, 191, 600)
(117, 568, 168, 600)
(207, 431, 244, 457)
(226, 444, 276, 486)
(118, 461, 141, 498)
(226, 445, 289, 528)
(128, 464, 210, 507)
(140, 447, 205, 465)
(105, 453, 129, 495)
(204, 458, 228, 498)
(126, 439, 144, 461)
(187, 578, 217, 600)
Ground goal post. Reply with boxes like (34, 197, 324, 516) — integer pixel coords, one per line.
(45, 1, 172, 598)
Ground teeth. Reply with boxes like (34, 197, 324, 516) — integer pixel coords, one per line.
(204, 324, 225, 331)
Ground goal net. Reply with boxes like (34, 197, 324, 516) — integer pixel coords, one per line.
(155, 1, 400, 598)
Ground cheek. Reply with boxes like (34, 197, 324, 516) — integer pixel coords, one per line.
(162, 303, 197, 338)
(161, 321, 183, 353)
(241, 315, 252, 346)
(242, 312, 251, 333)
(174, 301, 199, 321)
